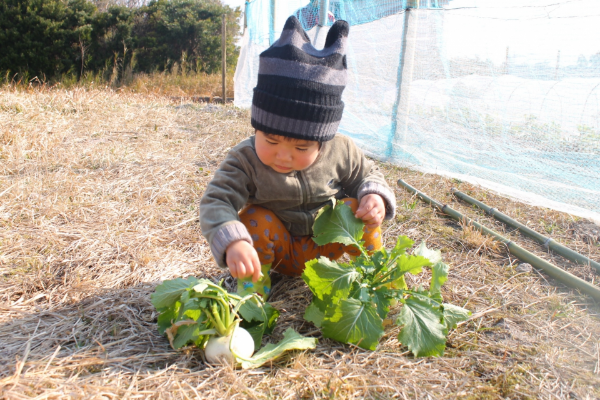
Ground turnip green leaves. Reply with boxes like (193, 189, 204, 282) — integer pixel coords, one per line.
(302, 200, 471, 357)
(151, 277, 316, 368)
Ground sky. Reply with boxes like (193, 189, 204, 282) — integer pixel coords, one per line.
(221, 0, 246, 11)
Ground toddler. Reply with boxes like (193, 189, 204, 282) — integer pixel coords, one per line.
(200, 16, 396, 296)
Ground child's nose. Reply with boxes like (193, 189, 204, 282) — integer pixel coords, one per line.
(276, 149, 292, 161)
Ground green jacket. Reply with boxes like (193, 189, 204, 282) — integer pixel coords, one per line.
(200, 134, 396, 267)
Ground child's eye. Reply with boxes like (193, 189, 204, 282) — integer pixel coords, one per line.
(296, 147, 308, 152)
(266, 140, 278, 145)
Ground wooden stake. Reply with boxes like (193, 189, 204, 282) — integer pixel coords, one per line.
(222, 13, 226, 103)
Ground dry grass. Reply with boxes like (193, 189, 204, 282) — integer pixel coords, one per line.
(124, 71, 235, 99)
(9, 70, 234, 101)
(1, 86, 599, 399)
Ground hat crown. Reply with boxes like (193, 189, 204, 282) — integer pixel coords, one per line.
(251, 16, 349, 142)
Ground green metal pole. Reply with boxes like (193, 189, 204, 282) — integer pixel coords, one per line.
(451, 189, 600, 274)
(398, 179, 600, 302)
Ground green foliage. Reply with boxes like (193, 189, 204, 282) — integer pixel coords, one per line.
(238, 328, 318, 370)
(0, 0, 240, 82)
(0, 0, 95, 79)
(302, 201, 471, 357)
(151, 277, 316, 369)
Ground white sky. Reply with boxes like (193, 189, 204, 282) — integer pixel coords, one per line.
(221, 0, 246, 10)
(446, 0, 600, 64)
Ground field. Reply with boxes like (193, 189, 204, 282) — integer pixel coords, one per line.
(1, 86, 599, 399)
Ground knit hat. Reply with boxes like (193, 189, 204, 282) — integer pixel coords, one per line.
(251, 15, 349, 142)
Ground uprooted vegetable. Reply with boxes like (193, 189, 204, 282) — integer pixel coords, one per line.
(204, 325, 254, 364)
(302, 200, 471, 357)
(151, 277, 317, 368)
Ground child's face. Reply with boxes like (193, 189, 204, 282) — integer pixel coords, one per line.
(255, 130, 321, 173)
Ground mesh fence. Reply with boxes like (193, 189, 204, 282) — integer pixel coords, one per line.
(234, 0, 600, 222)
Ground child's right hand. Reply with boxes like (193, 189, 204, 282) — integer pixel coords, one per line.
(225, 240, 262, 283)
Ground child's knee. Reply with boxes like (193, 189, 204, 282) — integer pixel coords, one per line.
(239, 205, 278, 232)
(341, 197, 358, 212)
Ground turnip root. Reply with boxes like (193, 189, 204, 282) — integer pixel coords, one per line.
(204, 326, 254, 364)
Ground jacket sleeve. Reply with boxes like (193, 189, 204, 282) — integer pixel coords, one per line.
(340, 137, 397, 220)
(200, 150, 254, 268)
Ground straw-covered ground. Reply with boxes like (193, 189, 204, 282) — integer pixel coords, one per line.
(1, 87, 599, 399)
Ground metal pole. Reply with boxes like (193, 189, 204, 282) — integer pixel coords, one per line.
(222, 13, 226, 103)
(390, 8, 419, 157)
(270, 0, 276, 44)
(319, 0, 330, 26)
(398, 179, 600, 302)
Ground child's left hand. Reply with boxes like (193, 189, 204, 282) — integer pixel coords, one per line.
(355, 194, 386, 229)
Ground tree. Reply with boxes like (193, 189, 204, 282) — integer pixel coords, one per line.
(0, 0, 95, 79)
(133, 0, 240, 74)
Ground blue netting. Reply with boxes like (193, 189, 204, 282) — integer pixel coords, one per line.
(235, 0, 600, 221)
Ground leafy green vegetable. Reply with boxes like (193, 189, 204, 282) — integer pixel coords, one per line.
(302, 200, 471, 357)
(152, 277, 314, 368)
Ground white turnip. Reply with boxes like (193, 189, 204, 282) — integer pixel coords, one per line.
(204, 325, 255, 364)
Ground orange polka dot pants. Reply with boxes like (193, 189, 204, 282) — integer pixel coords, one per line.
(239, 198, 382, 278)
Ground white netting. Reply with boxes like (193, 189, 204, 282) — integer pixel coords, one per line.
(235, 0, 600, 222)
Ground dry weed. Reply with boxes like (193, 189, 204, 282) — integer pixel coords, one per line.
(1, 86, 599, 399)
(458, 218, 501, 255)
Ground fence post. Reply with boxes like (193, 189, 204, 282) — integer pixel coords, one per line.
(391, 8, 419, 153)
(270, 0, 276, 44)
(222, 13, 226, 103)
(319, 0, 330, 26)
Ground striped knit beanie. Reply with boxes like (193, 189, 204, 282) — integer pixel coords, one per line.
(251, 15, 349, 142)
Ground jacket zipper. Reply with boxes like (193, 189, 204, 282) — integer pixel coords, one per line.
(298, 171, 309, 233)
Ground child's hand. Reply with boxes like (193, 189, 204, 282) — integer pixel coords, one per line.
(225, 240, 262, 283)
(355, 194, 386, 229)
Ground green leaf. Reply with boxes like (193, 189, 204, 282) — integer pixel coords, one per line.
(430, 262, 449, 303)
(372, 286, 392, 319)
(157, 302, 179, 335)
(413, 241, 442, 265)
(382, 254, 431, 284)
(397, 254, 431, 275)
(151, 277, 199, 309)
(312, 201, 364, 248)
(357, 287, 371, 302)
(192, 282, 209, 294)
(241, 302, 280, 351)
(370, 249, 388, 275)
(302, 257, 360, 303)
(442, 303, 471, 330)
(304, 300, 326, 327)
(237, 295, 268, 322)
(182, 307, 202, 321)
(390, 236, 414, 258)
(396, 296, 447, 357)
(172, 323, 200, 349)
(238, 328, 318, 369)
(322, 298, 384, 350)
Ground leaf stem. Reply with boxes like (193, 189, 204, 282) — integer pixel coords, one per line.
(210, 303, 228, 336)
